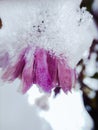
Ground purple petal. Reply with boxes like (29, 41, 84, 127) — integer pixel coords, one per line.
(21, 49, 34, 94)
(2, 48, 26, 81)
(47, 52, 58, 87)
(35, 48, 52, 92)
(58, 59, 75, 93)
(13, 52, 25, 79)
(0, 52, 9, 68)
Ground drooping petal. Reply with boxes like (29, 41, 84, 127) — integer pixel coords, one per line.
(1, 46, 76, 94)
(35, 48, 52, 92)
(58, 59, 75, 93)
(21, 48, 34, 94)
(2, 48, 26, 81)
(47, 52, 58, 88)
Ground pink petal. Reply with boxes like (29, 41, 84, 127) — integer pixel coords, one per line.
(58, 59, 75, 93)
(35, 48, 52, 92)
(2, 48, 26, 81)
(47, 52, 58, 87)
(0, 52, 9, 68)
(21, 49, 34, 94)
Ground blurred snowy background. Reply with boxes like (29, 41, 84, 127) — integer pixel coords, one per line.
(0, 0, 98, 130)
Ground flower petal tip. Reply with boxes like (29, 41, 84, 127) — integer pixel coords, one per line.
(1, 47, 77, 95)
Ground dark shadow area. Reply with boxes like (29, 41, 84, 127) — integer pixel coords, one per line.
(0, 18, 2, 29)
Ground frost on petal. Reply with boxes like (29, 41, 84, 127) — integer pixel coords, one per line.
(35, 48, 52, 93)
(21, 48, 34, 94)
(0, 52, 9, 69)
(58, 59, 75, 93)
(2, 48, 26, 81)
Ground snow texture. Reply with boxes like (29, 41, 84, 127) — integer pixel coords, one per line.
(0, 0, 97, 68)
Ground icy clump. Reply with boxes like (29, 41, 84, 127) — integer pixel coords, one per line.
(0, 0, 97, 68)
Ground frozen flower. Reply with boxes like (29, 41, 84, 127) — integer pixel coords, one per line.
(2, 47, 76, 94)
(0, 0, 97, 94)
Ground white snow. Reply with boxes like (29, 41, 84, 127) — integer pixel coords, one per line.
(0, 83, 94, 130)
(83, 77, 98, 91)
(0, 0, 97, 68)
(39, 89, 94, 130)
(84, 53, 97, 77)
(0, 81, 52, 130)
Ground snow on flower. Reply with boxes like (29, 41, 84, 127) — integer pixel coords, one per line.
(2, 46, 76, 93)
(0, 0, 97, 94)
